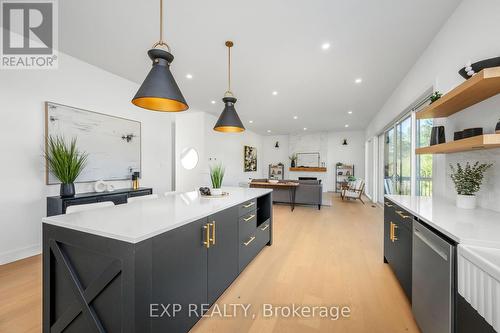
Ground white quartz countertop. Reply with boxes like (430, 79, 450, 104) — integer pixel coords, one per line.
(385, 195, 500, 248)
(43, 187, 272, 243)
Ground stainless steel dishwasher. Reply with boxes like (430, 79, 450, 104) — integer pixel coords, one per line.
(412, 220, 455, 333)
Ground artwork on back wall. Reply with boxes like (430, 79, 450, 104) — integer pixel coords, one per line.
(244, 145, 257, 172)
(45, 102, 141, 184)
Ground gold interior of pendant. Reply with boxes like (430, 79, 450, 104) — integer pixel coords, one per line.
(132, 97, 188, 112)
(214, 126, 245, 133)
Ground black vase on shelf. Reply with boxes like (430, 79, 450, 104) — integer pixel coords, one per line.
(430, 126, 446, 146)
(291, 160, 296, 168)
(496, 119, 500, 134)
(60, 183, 75, 198)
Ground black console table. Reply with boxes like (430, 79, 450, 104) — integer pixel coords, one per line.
(46, 187, 153, 216)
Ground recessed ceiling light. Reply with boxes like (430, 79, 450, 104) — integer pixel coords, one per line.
(345, 124, 349, 128)
(293, 116, 298, 120)
(321, 42, 330, 50)
(211, 100, 216, 104)
(267, 130, 271, 133)
(272, 91, 278, 96)
(303, 127, 307, 131)
(355, 78, 362, 84)
(186, 74, 193, 79)
(348, 111, 353, 114)
(249, 120, 254, 124)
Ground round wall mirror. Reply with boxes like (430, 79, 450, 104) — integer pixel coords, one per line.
(180, 147, 199, 170)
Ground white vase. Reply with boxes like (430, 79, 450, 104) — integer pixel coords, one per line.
(456, 194, 476, 209)
(211, 188, 223, 196)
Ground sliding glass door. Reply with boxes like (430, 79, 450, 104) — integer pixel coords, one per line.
(380, 94, 433, 197)
(396, 116, 412, 195)
(383, 115, 412, 195)
(417, 118, 433, 196)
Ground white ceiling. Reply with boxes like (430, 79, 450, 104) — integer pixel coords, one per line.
(59, 0, 461, 135)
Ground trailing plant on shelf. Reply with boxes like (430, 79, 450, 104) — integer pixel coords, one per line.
(449, 161, 492, 209)
(289, 154, 297, 168)
(210, 163, 225, 195)
(347, 175, 356, 182)
(45, 135, 88, 198)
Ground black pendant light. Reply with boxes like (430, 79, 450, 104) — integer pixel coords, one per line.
(132, 0, 188, 112)
(214, 41, 245, 133)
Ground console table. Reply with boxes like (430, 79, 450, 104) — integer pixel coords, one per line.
(250, 181, 299, 211)
(46, 187, 153, 216)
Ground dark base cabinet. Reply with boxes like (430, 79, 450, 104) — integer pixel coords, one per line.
(43, 193, 273, 333)
(383, 199, 413, 301)
(47, 188, 153, 216)
(457, 294, 496, 333)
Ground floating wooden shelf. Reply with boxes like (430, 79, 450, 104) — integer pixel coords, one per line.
(416, 67, 500, 119)
(415, 134, 500, 154)
(289, 167, 327, 172)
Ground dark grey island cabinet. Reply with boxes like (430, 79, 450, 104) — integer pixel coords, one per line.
(42, 188, 273, 333)
(383, 198, 413, 301)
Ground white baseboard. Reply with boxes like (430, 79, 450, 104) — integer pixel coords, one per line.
(0, 243, 41, 265)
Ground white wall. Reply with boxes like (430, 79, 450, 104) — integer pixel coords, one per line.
(261, 130, 366, 192)
(365, 0, 500, 211)
(261, 135, 290, 179)
(174, 112, 207, 192)
(202, 113, 264, 186)
(326, 131, 366, 192)
(0, 52, 174, 264)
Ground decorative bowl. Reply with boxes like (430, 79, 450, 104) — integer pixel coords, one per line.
(268, 179, 279, 184)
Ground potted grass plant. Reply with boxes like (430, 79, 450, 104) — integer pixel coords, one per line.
(210, 163, 225, 195)
(450, 161, 492, 209)
(45, 135, 88, 198)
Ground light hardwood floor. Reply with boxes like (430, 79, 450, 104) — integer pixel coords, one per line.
(0, 194, 420, 333)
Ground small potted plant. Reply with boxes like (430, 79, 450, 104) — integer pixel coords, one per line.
(430, 91, 443, 104)
(450, 162, 492, 209)
(289, 154, 297, 168)
(210, 163, 225, 196)
(45, 136, 88, 198)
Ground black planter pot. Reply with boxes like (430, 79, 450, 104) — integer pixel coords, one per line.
(291, 160, 296, 168)
(60, 183, 75, 198)
(430, 126, 446, 146)
(496, 119, 500, 134)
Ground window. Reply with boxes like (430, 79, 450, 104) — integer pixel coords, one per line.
(381, 92, 433, 197)
(396, 115, 412, 195)
(417, 118, 433, 196)
(384, 115, 412, 195)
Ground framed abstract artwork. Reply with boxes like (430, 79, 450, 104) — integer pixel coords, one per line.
(45, 102, 141, 184)
(244, 145, 257, 172)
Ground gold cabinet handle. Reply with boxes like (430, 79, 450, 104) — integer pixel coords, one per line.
(243, 202, 255, 208)
(390, 222, 394, 241)
(211, 221, 216, 245)
(260, 224, 269, 231)
(395, 210, 410, 219)
(384, 202, 393, 207)
(392, 223, 398, 242)
(243, 214, 256, 222)
(244, 236, 256, 246)
(203, 224, 210, 249)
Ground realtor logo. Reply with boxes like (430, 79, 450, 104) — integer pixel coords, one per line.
(1, 0, 58, 69)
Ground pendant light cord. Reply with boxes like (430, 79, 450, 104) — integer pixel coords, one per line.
(225, 41, 234, 95)
(228, 45, 231, 92)
(152, 0, 171, 52)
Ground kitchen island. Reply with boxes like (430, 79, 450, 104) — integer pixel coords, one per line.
(42, 187, 273, 333)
